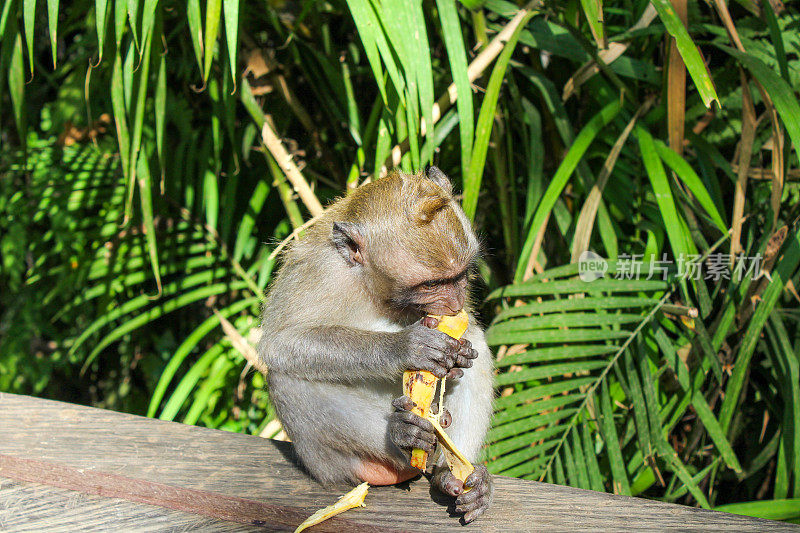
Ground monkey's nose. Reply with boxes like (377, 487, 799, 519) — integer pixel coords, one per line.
(452, 292, 465, 311)
(438, 295, 464, 315)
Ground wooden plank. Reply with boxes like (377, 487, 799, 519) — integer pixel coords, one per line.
(0, 392, 796, 531)
(0, 477, 252, 533)
(0, 454, 367, 531)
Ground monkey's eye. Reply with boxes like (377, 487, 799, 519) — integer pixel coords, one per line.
(422, 280, 438, 288)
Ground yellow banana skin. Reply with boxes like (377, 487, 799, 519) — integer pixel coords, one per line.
(402, 310, 469, 470)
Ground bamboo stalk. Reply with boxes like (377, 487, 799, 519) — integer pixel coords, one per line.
(261, 121, 325, 217)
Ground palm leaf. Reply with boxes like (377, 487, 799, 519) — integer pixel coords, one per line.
(485, 264, 669, 487)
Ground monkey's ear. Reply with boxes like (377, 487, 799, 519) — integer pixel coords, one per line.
(332, 222, 365, 267)
(414, 196, 449, 224)
(425, 165, 452, 194)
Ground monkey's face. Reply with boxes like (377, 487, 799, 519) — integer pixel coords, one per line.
(330, 167, 479, 318)
(373, 202, 478, 317)
(386, 262, 473, 316)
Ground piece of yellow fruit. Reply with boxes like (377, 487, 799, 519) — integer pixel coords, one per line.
(432, 310, 470, 340)
(294, 482, 369, 532)
(402, 370, 438, 470)
(403, 310, 469, 470)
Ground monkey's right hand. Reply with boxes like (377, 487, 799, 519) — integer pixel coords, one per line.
(389, 396, 437, 456)
(398, 321, 478, 379)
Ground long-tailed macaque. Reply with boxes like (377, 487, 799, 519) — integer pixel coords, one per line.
(258, 166, 494, 522)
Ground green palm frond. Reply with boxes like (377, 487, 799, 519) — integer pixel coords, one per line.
(485, 266, 670, 488)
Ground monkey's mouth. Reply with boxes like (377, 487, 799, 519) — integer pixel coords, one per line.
(422, 304, 462, 316)
(388, 292, 463, 317)
(406, 301, 462, 317)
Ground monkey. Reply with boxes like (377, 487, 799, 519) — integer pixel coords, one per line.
(258, 166, 494, 523)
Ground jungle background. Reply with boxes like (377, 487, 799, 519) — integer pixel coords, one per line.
(1, 0, 799, 521)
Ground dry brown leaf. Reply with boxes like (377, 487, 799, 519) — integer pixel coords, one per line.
(730, 68, 757, 260)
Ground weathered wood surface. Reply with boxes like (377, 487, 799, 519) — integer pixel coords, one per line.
(0, 392, 796, 532)
(0, 477, 247, 533)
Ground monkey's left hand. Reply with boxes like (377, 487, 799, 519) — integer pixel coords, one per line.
(421, 316, 478, 379)
(432, 464, 494, 524)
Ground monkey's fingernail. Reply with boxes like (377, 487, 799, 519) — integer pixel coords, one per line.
(422, 316, 439, 328)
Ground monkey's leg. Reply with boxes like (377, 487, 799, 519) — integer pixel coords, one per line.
(270, 375, 418, 486)
(354, 458, 419, 485)
(432, 464, 494, 524)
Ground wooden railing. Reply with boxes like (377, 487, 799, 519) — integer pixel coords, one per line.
(0, 392, 795, 532)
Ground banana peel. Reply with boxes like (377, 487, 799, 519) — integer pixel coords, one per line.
(427, 413, 475, 488)
(403, 310, 473, 488)
(402, 371, 438, 469)
(294, 482, 369, 532)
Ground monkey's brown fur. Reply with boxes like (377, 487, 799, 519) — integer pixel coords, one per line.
(258, 167, 494, 522)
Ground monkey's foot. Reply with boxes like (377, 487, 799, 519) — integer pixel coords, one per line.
(432, 465, 494, 524)
(356, 459, 419, 485)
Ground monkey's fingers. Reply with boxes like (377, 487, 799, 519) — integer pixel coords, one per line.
(455, 465, 493, 520)
(447, 343, 476, 376)
(455, 491, 490, 514)
(389, 412, 437, 453)
(396, 410, 435, 433)
(432, 467, 463, 497)
(389, 432, 435, 454)
(430, 403, 452, 428)
(421, 315, 439, 329)
(461, 503, 489, 524)
(440, 407, 452, 428)
(455, 488, 492, 521)
(464, 465, 492, 491)
(446, 367, 464, 379)
(453, 353, 474, 370)
(449, 340, 476, 369)
(423, 329, 461, 353)
(391, 396, 417, 412)
(414, 352, 452, 378)
(456, 340, 478, 360)
(455, 481, 488, 504)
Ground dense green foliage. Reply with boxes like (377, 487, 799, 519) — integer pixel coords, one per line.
(1, 0, 800, 520)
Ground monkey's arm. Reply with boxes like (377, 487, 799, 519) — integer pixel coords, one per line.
(260, 322, 465, 382)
